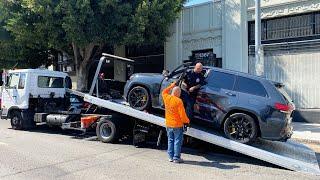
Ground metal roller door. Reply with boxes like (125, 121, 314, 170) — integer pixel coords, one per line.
(249, 42, 320, 110)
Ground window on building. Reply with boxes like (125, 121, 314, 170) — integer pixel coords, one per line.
(249, 12, 320, 44)
(191, 49, 222, 68)
(316, 13, 320, 34)
(207, 71, 236, 90)
(38, 76, 64, 88)
(235, 77, 268, 97)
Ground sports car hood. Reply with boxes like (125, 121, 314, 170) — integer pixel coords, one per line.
(130, 73, 164, 83)
(131, 73, 163, 78)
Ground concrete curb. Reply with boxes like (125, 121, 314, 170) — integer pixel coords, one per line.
(291, 137, 320, 146)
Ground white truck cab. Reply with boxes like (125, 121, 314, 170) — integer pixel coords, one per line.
(1, 69, 71, 129)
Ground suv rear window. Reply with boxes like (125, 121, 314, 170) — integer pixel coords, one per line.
(235, 76, 268, 97)
(38, 76, 64, 88)
(276, 86, 292, 103)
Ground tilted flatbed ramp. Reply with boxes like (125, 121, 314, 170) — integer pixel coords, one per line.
(67, 89, 320, 175)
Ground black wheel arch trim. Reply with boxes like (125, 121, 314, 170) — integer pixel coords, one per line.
(7, 106, 21, 118)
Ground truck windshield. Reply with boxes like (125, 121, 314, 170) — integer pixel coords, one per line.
(7, 73, 20, 89)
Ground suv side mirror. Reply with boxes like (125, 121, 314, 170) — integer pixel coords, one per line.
(162, 70, 170, 77)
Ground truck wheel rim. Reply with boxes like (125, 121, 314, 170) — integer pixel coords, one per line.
(226, 116, 253, 142)
(100, 123, 112, 139)
(12, 116, 19, 127)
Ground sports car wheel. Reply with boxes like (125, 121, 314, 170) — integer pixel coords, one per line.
(128, 86, 150, 111)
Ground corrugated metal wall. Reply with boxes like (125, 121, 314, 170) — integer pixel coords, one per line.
(249, 41, 320, 109)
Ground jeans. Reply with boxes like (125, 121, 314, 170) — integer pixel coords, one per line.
(166, 127, 184, 160)
(181, 91, 196, 120)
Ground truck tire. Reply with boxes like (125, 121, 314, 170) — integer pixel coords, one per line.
(96, 118, 119, 143)
(10, 111, 23, 130)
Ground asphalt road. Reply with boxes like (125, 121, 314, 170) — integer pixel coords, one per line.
(0, 120, 319, 180)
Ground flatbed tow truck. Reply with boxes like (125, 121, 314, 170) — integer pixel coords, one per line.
(1, 53, 320, 175)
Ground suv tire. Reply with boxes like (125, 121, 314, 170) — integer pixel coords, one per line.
(223, 113, 258, 144)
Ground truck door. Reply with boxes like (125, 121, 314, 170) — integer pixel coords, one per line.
(1, 73, 27, 117)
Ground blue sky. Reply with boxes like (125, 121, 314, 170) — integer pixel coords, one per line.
(185, 0, 210, 6)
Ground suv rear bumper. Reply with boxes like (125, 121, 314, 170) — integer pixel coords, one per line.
(260, 116, 293, 141)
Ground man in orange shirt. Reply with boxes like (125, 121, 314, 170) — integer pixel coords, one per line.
(162, 82, 190, 163)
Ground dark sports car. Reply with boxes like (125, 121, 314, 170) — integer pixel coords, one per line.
(124, 64, 294, 143)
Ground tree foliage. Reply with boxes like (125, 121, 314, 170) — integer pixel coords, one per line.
(0, 0, 186, 90)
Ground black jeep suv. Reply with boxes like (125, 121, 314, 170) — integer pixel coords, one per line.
(124, 64, 294, 143)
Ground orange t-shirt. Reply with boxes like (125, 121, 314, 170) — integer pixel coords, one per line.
(162, 83, 190, 128)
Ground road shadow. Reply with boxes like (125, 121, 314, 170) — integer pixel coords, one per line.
(9, 124, 283, 170)
(181, 139, 281, 170)
(10, 124, 98, 140)
(316, 153, 320, 169)
(183, 159, 239, 169)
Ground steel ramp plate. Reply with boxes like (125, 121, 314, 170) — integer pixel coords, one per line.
(186, 125, 320, 175)
(82, 94, 320, 175)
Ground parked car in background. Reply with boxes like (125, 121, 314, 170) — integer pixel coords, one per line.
(124, 64, 295, 144)
(0, 94, 2, 115)
(68, 94, 86, 112)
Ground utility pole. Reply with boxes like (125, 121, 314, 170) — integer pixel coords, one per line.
(255, 0, 264, 76)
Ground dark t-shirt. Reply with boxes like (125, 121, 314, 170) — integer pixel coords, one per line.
(184, 70, 205, 98)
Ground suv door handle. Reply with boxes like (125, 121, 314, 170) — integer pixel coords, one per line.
(225, 92, 236, 97)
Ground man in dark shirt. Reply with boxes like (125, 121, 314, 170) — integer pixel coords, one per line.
(181, 62, 205, 120)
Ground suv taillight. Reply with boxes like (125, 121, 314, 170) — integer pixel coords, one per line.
(275, 102, 293, 112)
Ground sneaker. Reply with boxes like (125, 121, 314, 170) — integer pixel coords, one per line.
(169, 158, 173, 162)
(173, 158, 184, 163)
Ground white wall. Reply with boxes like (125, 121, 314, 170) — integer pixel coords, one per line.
(165, 1, 222, 71)
(222, 0, 248, 72)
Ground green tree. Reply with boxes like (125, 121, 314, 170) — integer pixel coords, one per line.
(0, 1, 54, 69)
(1, 0, 186, 90)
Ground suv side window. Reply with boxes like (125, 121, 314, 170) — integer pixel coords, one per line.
(207, 71, 236, 90)
(235, 76, 268, 97)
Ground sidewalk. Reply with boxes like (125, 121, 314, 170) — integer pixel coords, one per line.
(292, 122, 320, 145)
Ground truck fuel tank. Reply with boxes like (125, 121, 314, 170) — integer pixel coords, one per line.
(46, 114, 72, 126)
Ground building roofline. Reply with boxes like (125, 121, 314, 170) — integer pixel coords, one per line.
(184, 0, 218, 9)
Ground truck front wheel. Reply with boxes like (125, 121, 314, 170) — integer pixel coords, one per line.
(96, 118, 119, 143)
(11, 111, 23, 130)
